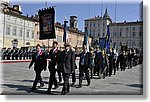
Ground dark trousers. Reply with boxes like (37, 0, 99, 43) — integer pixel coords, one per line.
(48, 68, 58, 91)
(72, 71, 76, 83)
(79, 65, 90, 86)
(116, 60, 119, 70)
(120, 61, 124, 71)
(62, 73, 70, 93)
(97, 62, 102, 78)
(33, 70, 43, 88)
(56, 70, 62, 82)
(109, 63, 112, 76)
(15, 55, 18, 60)
(113, 60, 116, 75)
(128, 60, 132, 69)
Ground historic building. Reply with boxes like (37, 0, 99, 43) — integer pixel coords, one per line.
(0, 1, 91, 49)
(84, 6, 143, 50)
(0, 1, 38, 48)
(84, 8, 112, 47)
(109, 21, 143, 49)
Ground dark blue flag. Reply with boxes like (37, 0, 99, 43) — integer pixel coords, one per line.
(106, 25, 111, 51)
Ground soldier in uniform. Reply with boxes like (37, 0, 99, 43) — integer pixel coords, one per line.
(46, 41, 60, 94)
(58, 42, 75, 95)
(28, 44, 47, 90)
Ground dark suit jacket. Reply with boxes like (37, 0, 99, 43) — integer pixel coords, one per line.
(48, 48, 60, 71)
(29, 51, 47, 71)
(58, 50, 75, 74)
(78, 52, 92, 69)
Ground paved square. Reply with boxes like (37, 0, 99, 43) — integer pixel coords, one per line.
(1, 62, 143, 95)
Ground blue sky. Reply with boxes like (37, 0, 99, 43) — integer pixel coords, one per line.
(10, 0, 142, 31)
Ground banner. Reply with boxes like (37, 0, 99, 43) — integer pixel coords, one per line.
(99, 38, 106, 49)
(38, 7, 55, 40)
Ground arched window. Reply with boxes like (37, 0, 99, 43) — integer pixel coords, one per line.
(26, 42, 30, 46)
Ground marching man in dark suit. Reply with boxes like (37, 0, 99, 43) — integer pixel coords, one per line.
(46, 41, 60, 94)
(78, 45, 92, 88)
(28, 44, 47, 90)
(58, 42, 75, 95)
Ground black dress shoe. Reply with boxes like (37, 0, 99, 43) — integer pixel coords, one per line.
(61, 91, 66, 95)
(46, 90, 52, 94)
(77, 85, 82, 88)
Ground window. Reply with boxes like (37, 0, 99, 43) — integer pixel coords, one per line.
(132, 27, 135, 30)
(77, 40, 79, 45)
(6, 26, 10, 35)
(126, 28, 128, 30)
(103, 23, 105, 26)
(56, 35, 58, 41)
(114, 32, 116, 37)
(71, 23, 74, 27)
(19, 29, 23, 37)
(120, 32, 122, 36)
(32, 31, 34, 38)
(86, 24, 88, 27)
(103, 33, 105, 37)
(13, 27, 17, 36)
(93, 29, 95, 32)
(133, 32, 135, 37)
(58, 36, 62, 42)
(139, 32, 142, 37)
(26, 31, 30, 38)
(93, 23, 95, 27)
(120, 28, 122, 31)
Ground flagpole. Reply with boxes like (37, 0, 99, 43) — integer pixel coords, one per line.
(114, 0, 117, 49)
(44, 1, 50, 51)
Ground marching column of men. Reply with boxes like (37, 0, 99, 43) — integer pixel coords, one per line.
(28, 41, 143, 95)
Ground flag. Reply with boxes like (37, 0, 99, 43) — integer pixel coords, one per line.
(83, 27, 89, 51)
(63, 19, 68, 44)
(106, 25, 111, 51)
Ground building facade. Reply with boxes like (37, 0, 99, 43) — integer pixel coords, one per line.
(84, 8, 112, 47)
(109, 21, 143, 50)
(35, 22, 92, 49)
(0, 1, 91, 49)
(1, 1, 38, 48)
(84, 6, 143, 50)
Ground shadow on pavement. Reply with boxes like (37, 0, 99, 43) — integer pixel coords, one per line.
(126, 84, 143, 88)
(1, 84, 49, 95)
(110, 82, 143, 89)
